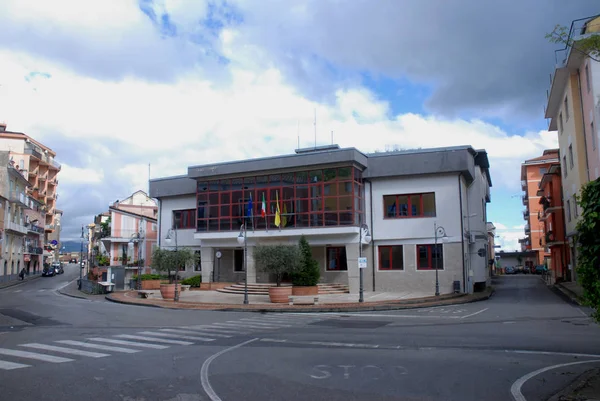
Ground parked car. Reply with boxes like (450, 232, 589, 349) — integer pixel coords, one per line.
(504, 266, 515, 274)
(522, 266, 531, 274)
(69, 258, 77, 264)
(535, 265, 548, 275)
(52, 262, 64, 275)
(42, 265, 55, 277)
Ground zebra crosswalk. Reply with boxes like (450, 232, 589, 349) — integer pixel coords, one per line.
(0, 313, 320, 371)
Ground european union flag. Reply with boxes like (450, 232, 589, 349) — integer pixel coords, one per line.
(247, 194, 253, 217)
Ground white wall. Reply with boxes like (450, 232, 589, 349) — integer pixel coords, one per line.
(158, 195, 200, 248)
(465, 166, 491, 286)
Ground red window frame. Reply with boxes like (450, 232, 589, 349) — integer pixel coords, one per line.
(378, 245, 404, 270)
(416, 244, 443, 270)
(383, 192, 436, 219)
(326, 246, 347, 271)
(173, 209, 195, 229)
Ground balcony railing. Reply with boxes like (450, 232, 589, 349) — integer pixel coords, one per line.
(545, 231, 555, 244)
(38, 174, 47, 181)
(27, 224, 45, 234)
(522, 195, 528, 205)
(24, 146, 42, 160)
(48, 177, 58, 185)
(24, 245, 43, 255)
(45, 224, 55, 230)
(9, 191, 30, 209)
(28, 168, 38, 177)
(50, 159, 61, 170)
(524, 223, 531, 233)
(521, 180, 527, 190)
(6, 221, 28, 235)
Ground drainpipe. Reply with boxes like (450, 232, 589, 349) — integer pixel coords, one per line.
(577, 68, 591, 183)
(458, 173, 466, 293)
(158, 199, 162, 248)
(368, 179, 376, 291)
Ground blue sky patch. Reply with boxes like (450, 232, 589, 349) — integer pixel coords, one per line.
(361, 73, 432, 118)
(25, 71, 51, 82)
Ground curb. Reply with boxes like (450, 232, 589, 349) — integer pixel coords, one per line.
(105, 288, 494, 313)
(57, 288, 91, 300)
(548, 367, 600, 401)
(553, 284, 583, 306)
(0, 275, 42, 290)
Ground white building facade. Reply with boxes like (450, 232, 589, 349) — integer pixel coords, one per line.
(149, 145, 492, 295)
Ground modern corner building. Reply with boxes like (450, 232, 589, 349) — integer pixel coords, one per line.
(149, 145, 492, 295)
(544, 15, 600, 278)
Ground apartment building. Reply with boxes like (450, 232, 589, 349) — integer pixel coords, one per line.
(99, 191, 158, 268)
(150, 145, 492, 295)
(537, 163, 570, 281)
(0, 123, 61, 264)
(0, 152, 33, 281)
(520, 149, 560, 266)
(544, 16, 600, 277)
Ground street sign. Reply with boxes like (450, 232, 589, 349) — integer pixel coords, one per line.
(215, 251, 222, 259)
(358, 257, 367, 269)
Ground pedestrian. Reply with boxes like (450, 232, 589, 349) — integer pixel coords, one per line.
(19, 268, 25, 280)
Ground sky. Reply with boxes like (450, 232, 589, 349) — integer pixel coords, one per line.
(0, 0, 597, 249)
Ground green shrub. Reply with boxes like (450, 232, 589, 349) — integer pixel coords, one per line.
(131, 274, 166, 281)
(254, 244, 301, 286)
(292, 235, 320, 286)
(181, 275, 202, 287)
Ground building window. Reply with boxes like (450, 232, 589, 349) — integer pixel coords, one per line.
(173, 209, 195, 229)
(573, 195, 578, 218)
(559, 112, 563, 133)
(416, 244, 443, 270)
(194, 251, 201, 272)
(585, 63, 591, 93)
(378, 246, 404, 270)
(592, 122, 596, 150)
(326, 247, 348, 271)
(566, 199, 572, 222)
(563, 156, 568, 177)
(568, 145, 574, 169)
(196, 167, 363, 232)
(234, 249, 244, 272)
(564, 96, 569, 121)
(383, 192, 435, 218)
(539, 167, 547, 175)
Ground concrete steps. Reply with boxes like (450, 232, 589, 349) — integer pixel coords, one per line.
(216, 282, 349, 295)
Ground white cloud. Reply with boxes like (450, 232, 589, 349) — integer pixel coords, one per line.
(59, 165, 104, 184)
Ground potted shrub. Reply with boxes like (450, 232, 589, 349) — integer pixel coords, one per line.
(254, 244, 301, 303)
(291, 235, 320, 296)
(151, 247, 195, 300)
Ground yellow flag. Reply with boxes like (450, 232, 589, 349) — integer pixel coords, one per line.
(274, 191, 281, 227)
(282, 201, 288, 227)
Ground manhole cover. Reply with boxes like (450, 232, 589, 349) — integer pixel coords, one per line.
(309, 319, 391, 329)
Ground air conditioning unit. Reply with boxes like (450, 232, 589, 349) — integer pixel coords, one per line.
(469, 233, 476, 244)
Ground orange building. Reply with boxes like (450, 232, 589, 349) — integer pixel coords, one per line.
(520, 149, 560, 266)
(537, 164, 570, 281)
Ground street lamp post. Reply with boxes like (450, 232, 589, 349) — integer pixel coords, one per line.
(78, 225, 84, 289)
(165, 227, 179, 302)
(237, 223, 249, 305)
(434, 222, 449, 296)
(130, 229, 144, 291)
(358, 222, 372, 303)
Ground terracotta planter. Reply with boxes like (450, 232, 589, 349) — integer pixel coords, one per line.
(292, 286, 318, 296)
(159, 283, 181, 300)
(142, 280, 162, 290)
(269, 286, 292, 303)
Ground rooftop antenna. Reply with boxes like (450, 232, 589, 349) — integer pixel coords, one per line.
(331, 130, 333, 145)
(297, 120, 300, 149)
(313, 108, 317, 149)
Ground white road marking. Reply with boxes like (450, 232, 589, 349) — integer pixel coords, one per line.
(88, 338, 169, 349)
(510, 359, 600, 401)
(13, 290, 22, 293)
(279, 312, 462, 319)
(0, 359, 31, 370)
(183, 325, 251, 335)
(201, 338, 258, 401)
(37, 289, 45, 292)
(505, 350, 600, 359)
(161, 329, 231, 338)
(235, 319, 291, 327)
(56, 340, 140, 354)
(0, 347, 73, 363)
(113, 334, 193, 345)
(137, 331, 215, 342)
(461, 308, 489, 319)
(259, 338, 380, 349)
(20, 343, 109, 358)
(209, 323, 270, 330)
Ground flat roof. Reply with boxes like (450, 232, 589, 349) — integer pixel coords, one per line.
(150, 145, 491, 198)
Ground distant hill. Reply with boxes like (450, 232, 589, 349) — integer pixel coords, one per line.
(60, 241, 86, 253)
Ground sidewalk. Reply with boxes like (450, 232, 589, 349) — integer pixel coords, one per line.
(0, 273, 41, 290)
(555, 281, 586, 305)
(549, 367, 600, 401)
(57, 280, 107, 301)
(106, 287, 494, 312)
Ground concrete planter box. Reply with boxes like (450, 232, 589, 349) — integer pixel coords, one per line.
(141, 280, 162, 290)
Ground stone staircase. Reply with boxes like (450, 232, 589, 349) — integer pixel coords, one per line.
(216, 282, 349, 295)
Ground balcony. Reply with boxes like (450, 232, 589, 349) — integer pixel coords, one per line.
(45, 224, 55, 231)
(38, 173, 47, 182)
(49, 159, 61, 170)
(523, 209, 529, 219)
(24, 146, 42, 160)
(48, 177, 58, 186)
(27, 224, 45, 234)
(522, 195, 528, 205)
(24, 245, 43, 255)
(524, 223, 531, 234)
(6, 221, 28, 235)
(28, 168, 38, 177)
(521, 180, 527, 190)
(9, 191, 30, 209)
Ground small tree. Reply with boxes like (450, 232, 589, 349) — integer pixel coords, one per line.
(254, 245, 301, 286)
(546, 23, 600, 62)
(292, 235, 320, 286)
(151, 247, 195, 283)
(576, 178, 600, 321)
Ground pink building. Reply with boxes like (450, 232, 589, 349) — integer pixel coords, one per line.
(100, 191, 158, 268)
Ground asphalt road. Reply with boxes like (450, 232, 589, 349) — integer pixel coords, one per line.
(0, 267, 598, 401)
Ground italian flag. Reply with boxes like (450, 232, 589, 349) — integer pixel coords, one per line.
(261, 193, 266, 218)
